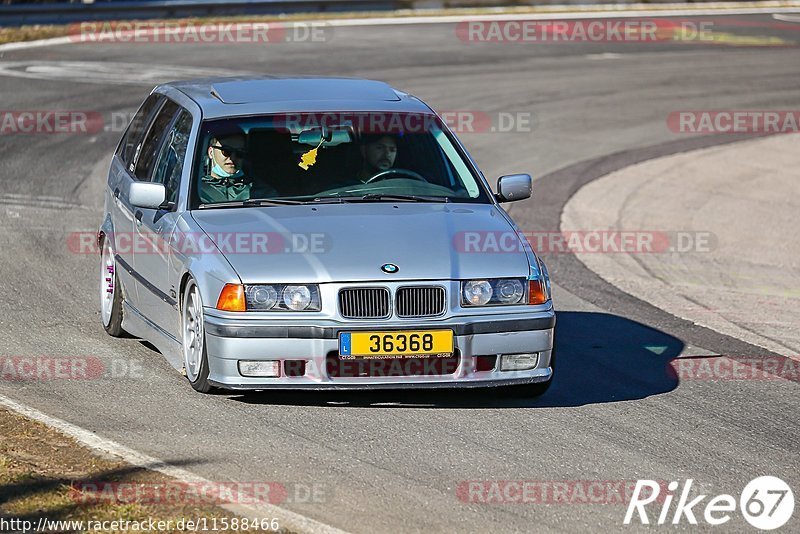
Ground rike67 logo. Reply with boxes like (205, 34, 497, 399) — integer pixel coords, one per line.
(624, 477, 794, 530)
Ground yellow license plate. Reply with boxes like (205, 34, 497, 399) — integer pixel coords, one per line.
(339, 330, 454, 359)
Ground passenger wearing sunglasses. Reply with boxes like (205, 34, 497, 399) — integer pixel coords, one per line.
(200, 133, 276, 203)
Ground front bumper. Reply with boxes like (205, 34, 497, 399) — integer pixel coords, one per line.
(202, 309, 555, 390)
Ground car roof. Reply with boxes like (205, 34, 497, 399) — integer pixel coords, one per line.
(160, 76, 434, 119)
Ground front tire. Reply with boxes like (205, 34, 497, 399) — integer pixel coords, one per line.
(182, 279, 215, 393)
(100, 237, 126, 337)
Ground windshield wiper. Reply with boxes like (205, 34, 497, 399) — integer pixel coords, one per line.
(198, 198, 306, 209)
(243, 198, 306, 206)
(246, 196, 351, 205)
(309, 197, 349, 204)
(199, 194, 449, 209)
(358, 193, 449, 203)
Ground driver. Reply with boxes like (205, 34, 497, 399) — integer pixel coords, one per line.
(357, 134, 398, 183)
(200, 129, 276, 203)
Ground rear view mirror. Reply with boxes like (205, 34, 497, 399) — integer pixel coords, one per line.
(129, 182, 166, 209)
(298, 127, 352, 147)
(496, 174, 532, 203)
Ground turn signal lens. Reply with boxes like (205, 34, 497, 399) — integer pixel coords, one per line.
(217, 283, 246, 312)
(528, 279, 548, 305)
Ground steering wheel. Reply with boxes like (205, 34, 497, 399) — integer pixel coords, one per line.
(365, 168, 428, 184)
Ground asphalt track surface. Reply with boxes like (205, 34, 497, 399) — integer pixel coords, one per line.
(0, 12, 799, 533)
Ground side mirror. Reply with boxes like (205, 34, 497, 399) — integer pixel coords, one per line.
(496, 174, 532, 203)
(129, 182, 166, 209)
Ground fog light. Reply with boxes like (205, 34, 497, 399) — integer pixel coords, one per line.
(238, 360, 281, 377)
(500, 353, 539, 371)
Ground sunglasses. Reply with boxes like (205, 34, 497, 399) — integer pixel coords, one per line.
(210, 144, 248, 158)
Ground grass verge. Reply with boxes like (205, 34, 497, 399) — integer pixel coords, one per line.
(0, 407, 294, 533)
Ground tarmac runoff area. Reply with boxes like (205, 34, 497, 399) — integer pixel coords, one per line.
(562, 134, 800, 356)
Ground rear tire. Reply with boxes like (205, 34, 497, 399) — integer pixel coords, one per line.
(100, 237, 127, 337)
(182, 279, 216, 393)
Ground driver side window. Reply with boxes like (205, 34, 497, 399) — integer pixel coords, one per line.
(151, 110, 192, 205)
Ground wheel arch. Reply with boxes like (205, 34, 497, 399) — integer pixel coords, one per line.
(98, 214, 115, 255)
(179, 271, 194, 312)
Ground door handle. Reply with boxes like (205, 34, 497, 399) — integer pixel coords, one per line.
(113, 188, 120, 199)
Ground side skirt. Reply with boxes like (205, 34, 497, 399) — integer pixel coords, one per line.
(122, 300, 183, 372)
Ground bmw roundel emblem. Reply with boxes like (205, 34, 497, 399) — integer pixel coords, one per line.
(381, 263, 399, 274)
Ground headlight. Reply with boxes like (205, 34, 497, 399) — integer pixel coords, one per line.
(461, 278, 527, 306)
(244, 284, 320, 311)
(495, 279, 524, 304)
(249, 285, 278, 309)
(283, 285, 312, 310)
(463, 280, 493, 306)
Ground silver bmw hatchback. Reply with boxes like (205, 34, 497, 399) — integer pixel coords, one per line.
(99, 76, 555, 395)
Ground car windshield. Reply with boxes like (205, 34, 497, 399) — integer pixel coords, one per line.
(191, 112, 492, 208)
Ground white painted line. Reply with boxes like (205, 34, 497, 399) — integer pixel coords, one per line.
(2, 3, 800, 52)
(585, 52, 624, 59)
(0, 394, 348, 534)
(773, 13, 800, 20)
(0, 60, 243, 85)
(0, 35, 72, 52)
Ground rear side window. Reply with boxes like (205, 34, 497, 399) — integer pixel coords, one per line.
(116, 94, 162, 170)
(134, 100, 180, 181)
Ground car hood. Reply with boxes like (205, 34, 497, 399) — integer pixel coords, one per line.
(190, 203, 530, 283)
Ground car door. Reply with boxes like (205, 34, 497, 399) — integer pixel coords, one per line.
(108, 93, 163, 311)
(131, 101, 189, 336)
